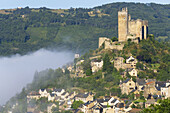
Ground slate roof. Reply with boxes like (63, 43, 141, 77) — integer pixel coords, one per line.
(75, 93, 90, 98)
(40, 89, 45, 92)
(91, 59, 102, 62)
(50, 94, 55, 97)
(136, 79, 146, 85)
(146, 79, 156, 83)
(61, 92, 67, 95)
(130, 89, 136, 93)
(68, 92, 74, 96)
(123, 78, 130, 83)
(53, 89, 63, 92)
(115, 103, 124, 108)
(59, 101, 65, 106)
(126, 68, 134, 72)
(110, 99, 117, 103)
(125, 101, 132, 108)
(156, 81, 166, 87)
(84, 101, 93, 106)
(75, 109, 81, 113)
(97, 99, 104, 103)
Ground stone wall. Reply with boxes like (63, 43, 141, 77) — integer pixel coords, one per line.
(98, 37, 124, 51)
(118, 7, 148, 42)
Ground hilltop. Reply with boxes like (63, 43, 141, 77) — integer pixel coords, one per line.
(0, 2, 170, 56)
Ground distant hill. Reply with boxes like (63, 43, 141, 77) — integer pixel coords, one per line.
(0, 2, 169, 56)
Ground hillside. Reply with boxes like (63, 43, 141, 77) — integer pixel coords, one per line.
(2, 35, 170, 112)
(0, 2, 170, 56)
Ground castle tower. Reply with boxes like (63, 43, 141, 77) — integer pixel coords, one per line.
(118, 7, 128, 42)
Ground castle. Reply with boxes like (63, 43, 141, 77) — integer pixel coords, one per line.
(118, 7, 148, 42)
(98, 7, 148, 50)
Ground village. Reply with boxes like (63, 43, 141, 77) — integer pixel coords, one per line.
(24, 53, 170, 113)
(6, 7, 170, 113)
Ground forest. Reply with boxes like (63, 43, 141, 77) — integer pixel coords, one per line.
(0, 2, 170, 56)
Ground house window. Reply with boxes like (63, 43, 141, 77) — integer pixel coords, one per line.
(129, 83, 131, 85)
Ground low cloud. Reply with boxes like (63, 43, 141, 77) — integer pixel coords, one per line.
(0, 49, 74, 105)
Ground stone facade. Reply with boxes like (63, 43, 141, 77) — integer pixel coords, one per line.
(114, 57, 125, 70)
(120, 78, 136, 95)
(91, 59, 103, 73)
(143, 81, 159, 97)
(126, 56, 138, 68)
(128, 68, 137, 77)
(98, 37, 124, 50)
(118, 7, 148, 42)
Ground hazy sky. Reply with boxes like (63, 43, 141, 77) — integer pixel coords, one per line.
(0, 0, 169, 9)
(0, 49, 74, 105)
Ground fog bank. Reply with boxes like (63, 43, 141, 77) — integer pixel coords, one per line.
(0, 49, 74, 105)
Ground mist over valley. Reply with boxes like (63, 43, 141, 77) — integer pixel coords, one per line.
(0, 49, 74, 105)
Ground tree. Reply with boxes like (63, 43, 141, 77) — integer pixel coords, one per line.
(82, 59, 92, 76)
(136, 62, 144, 70)
(111, 37, 118, 42)
(71, 101, 84, 109)
(141, 99, 170, 113)
(102, 53, 113, 74)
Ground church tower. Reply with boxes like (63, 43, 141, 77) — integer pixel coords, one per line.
(118, 7, 128, 42)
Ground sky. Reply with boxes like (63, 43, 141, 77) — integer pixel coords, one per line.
(0, 0, 169, 9)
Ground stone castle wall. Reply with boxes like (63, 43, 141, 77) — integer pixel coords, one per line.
(118, 7, 148, 42)
(99, 37, 124, 50)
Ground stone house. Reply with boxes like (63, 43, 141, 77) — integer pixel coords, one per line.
(48, 94, 56, 102)
(127, 68, 138, 77)
(27, 91, 40, 102)
(114, 57, 125, 70)
(47, 103, 57, 113)
(67, 65, 74, 73)
(91, 59, 103, 73)
(161, 86, 170, 99)
(75, 60, 85, 77)
(161, 81, 170, 99)
(114, 103, 124, 113)
(80, 101, 96, 113)
(124, 101, 133, 112)
(120, 78, 136, 95)
(91, 103, 103, 113)
(52, 89, 65, 96)
(67, 92, 76, 100)
(143, 81, 159, 98)
(75, 92, 94, 103)
(61, 92, 69, 100)
(108, 97, 120, 106)
(126, 56, 138, 68)
(39, 89, 50, 98)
